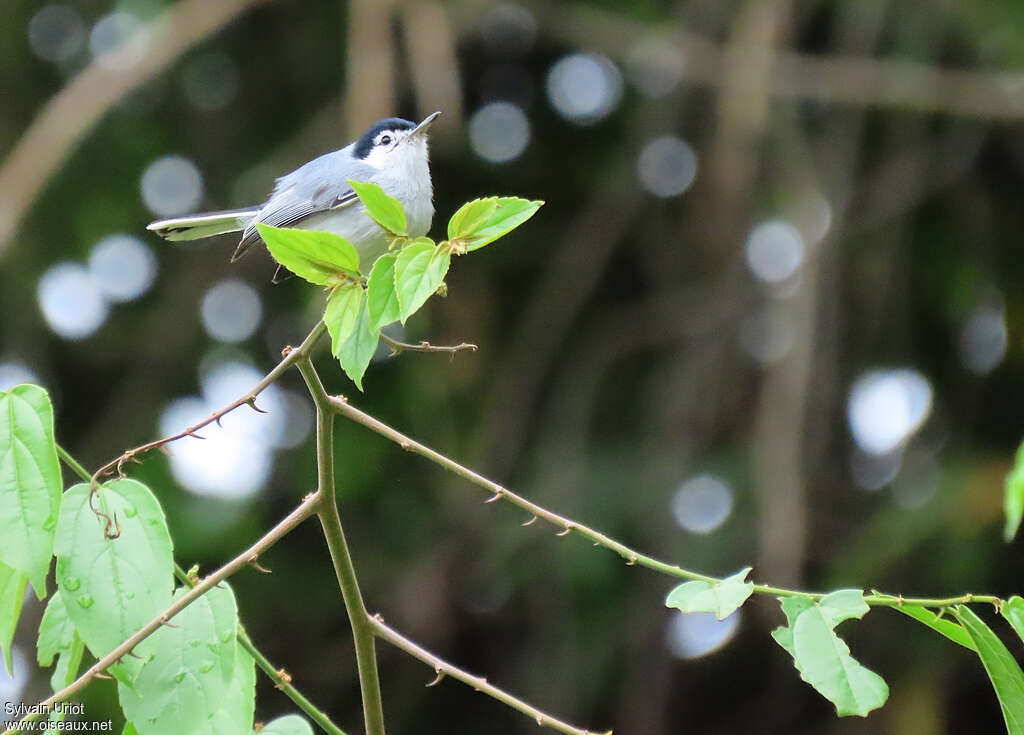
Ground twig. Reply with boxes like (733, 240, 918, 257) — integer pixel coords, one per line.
(87, 321, 326, 494)
(379, 334, 477, 356)
(369, 616, 611, 735)
(296, 357, 386, 735)
(21, 491, 321, 723)
(324, 393, 1003, 609)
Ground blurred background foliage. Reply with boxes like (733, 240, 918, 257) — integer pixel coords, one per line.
(3, 0, 1024, 732)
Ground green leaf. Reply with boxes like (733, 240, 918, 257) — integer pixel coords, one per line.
(771, 590, 888, 717)
(201, 643, 255, 735)
(0, 560, 27, 675)
(259, 714, 315, 735)
(665, 568, 753, 620)
(447, 197, 543, 252)
(1005, 440, 1024, 541)
(53, 479, 174, 683)
(37, 590, 86, 691)
(337, 299, 381, 391)
(202, 644, 255, 735)
(123, 725, 142, 735)
(367, 253, 400, 330)
(394, 238, 451, 323)
(257, 224, 361, 284)
(324, 283, 364, 357)
(893, 604, 976, 651)
(118, 584, 239, 735)
(0, 384, 63, 598)
(955, 604, 1024, 734)
(1003, 596, 1024, 647)
(348, 179, 407, 236)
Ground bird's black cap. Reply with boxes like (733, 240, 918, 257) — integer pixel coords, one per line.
(353, 118, 416, 159)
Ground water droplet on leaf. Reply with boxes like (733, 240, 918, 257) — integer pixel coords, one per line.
(77, 594, 94, 608)
(199, 662, 215, 674)
(63, 577, 81, 591)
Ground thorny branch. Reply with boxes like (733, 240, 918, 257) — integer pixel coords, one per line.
(379, 333, 478, 356)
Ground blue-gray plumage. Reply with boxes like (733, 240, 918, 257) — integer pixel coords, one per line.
(148, 112, 440, 281)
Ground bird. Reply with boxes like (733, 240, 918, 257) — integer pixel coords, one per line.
(147, 111, 441, 281)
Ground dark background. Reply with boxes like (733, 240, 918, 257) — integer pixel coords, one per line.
(3, 0, 1024, 733)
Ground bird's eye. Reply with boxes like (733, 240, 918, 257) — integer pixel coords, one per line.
(380, 135, 392, 146)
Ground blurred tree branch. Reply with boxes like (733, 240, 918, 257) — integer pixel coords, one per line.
(0, 0, 275, 257)
(449, 1, 1024, 121)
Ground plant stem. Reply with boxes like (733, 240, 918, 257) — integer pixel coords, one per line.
(297, 357, 386, 735)
(323, 394, 1004, 610)
(55, 444, 90, 482)
(237, 627, 349, 735)
(368, 615, 610, 735)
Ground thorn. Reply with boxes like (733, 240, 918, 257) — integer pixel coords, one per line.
(215, 415, 224, 428)
(248, 555, 272, 574)
(536, 716, 544, 725)
(246, 397, 268, 414)
(159, 614, 179, 628)
(400, 441, 411, 451)
(556, 526, 572, 537)
(426, 670, 445, 687)
(158, 445, 170, 456)
(626, 556, 638, 566)
(274, 668, 292, 689)
(186, 430, 206, 440)
(334, 394, 349, 403)
(281, 345, 294, 359)
(94, 672, 114, 680)
(373, 613, 385, 622)
(521, 515, 537, 526)
(484, 491, 503, 504)
(125, 649, 143, 659)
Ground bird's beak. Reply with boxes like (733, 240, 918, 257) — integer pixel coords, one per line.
(409, 111, 441, 138)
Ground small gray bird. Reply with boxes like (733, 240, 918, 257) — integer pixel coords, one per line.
(148, 111, 441, 280)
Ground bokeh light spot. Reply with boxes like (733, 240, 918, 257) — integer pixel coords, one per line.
(469, 102, 530, 163)
(0, 362, 41, 392)
(0, 646, 28, 720)
(637, 136, 698, 198)
(626, 36, 685, 98)
(159, 360, 287, 499)
(200, 279, 262, 343)
(28, 5, 85, 63)
(850, 448, 903, 491)
(141, 155, 203, 218)
(546, 52, 623, 125)
(745, 220, 805, 284)
(90, 11, 149, 71)
(37, 262, 108, 340)
(88, 235, 157, 303)
(847, 369, 932, 456)
(671, 474, 733, 534)
(960, 303, 1006, 375)
(667, 611, 741, 659)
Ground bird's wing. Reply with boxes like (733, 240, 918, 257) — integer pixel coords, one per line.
(232, 148, 373, 261)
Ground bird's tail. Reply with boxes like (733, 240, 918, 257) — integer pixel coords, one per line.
(147, 207, 259, 242)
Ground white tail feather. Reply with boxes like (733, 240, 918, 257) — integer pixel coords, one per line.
(147, 208, 258, 242)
